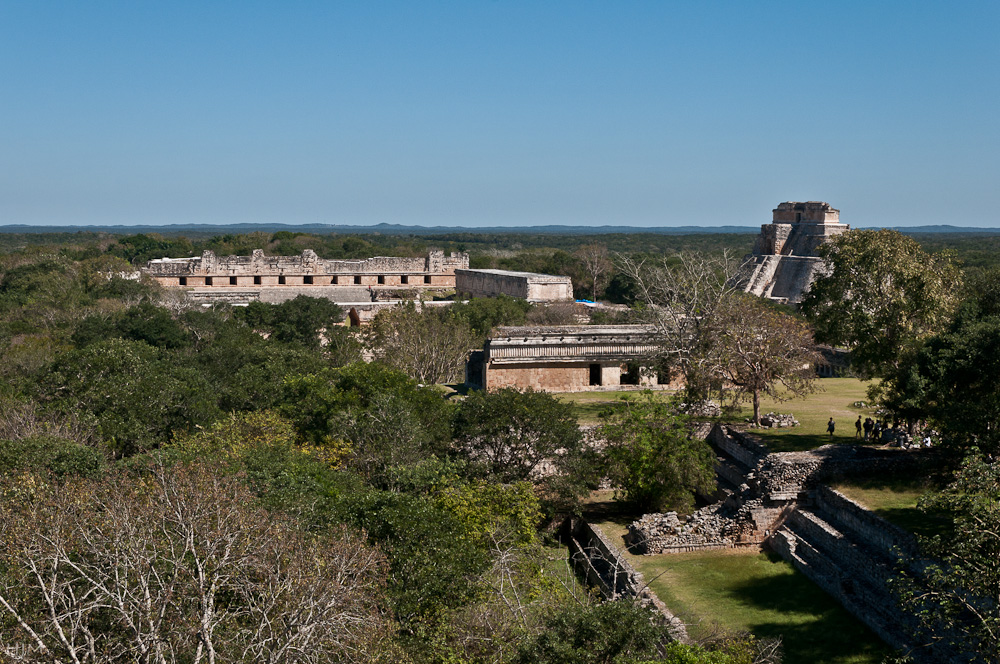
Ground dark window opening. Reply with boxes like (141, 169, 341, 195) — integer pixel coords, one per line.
(304, 275, 314, 285)
(331, 276, 339, 285)
(589, 364, 602, 386)
(400, 275, 409, 284)
(354, 275, 362, 285)
(179, 277, 187, 286)
(278, 275, 286, 285)
(348, 308, 361, 327)
(205, 277, 214, 286)
(795, 212, 802, 222)
(254, 276, 262, 285)
(424, 275, 432, 284)
(229, 276, 238, 285)
(377, 275, 385, 285)
(620, 362, 640, 385)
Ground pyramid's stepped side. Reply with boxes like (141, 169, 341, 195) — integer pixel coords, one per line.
(771, 486, 968, 663)
(740, 201, 848, 304)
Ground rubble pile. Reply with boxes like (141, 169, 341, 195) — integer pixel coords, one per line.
(681, 400, 722, 417)
(626, 501, 752, 554)
(749, 412, 799, 428)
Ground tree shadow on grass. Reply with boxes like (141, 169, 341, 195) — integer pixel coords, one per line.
(580, 495, 641, 529)
(725, 554, 892, 663)
(872, 507, 952, 540)
(752, 433, 835, 452)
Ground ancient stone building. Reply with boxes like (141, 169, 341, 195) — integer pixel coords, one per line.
(627, 425, 958, 663)
(465, 325, 667, 392)
(742, 201, 849, 304)
(143, 249, 469, 305)
(455, 269, 574, 302)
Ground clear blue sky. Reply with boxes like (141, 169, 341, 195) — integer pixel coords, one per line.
(1, 1, 997, 228)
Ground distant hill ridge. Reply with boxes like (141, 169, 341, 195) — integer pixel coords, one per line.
(1, 223, 999, 236)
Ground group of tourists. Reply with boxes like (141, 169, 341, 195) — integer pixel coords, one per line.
(857, 416, 895, 443)
(848, 415, 933, 448)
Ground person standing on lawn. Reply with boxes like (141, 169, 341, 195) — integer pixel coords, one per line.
(827, 417, 836, 438)
(855, 416, 863, 439)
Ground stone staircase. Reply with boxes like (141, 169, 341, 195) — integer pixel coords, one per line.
(743, 254, 780, 297)
(770, 488, 963, 663)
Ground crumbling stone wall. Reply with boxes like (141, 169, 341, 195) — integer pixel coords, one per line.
(562, 518, 689, 642)
(628, 424, 955, 662)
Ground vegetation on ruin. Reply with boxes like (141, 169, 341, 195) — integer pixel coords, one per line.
(893, 453, 1000, 659)
(590, 514, 891, 664)
(599, 393, 716, 513)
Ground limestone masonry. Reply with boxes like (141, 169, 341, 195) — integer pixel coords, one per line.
(455, 268, 573, 302)
(741, 201, 849, 304)
(465, 324, 667, 392)
(143, 249, 469, 304)
(626, 425, 960, 663)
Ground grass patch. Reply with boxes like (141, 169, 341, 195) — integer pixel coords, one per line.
(736, 378, 876, 452)
(555, 389, 677, 425)
(592, 519, 891, 664)
(833, 477, 951, 539)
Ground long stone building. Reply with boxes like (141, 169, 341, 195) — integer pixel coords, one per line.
(455, 268, 574, 302)
(143, 249, 469, 305)
(465, 325, 668, 392)
(742, 201, 849, 304)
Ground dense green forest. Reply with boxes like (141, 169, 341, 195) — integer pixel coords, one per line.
(0, 231, 772, 663)
(3, 227, 1000, 661)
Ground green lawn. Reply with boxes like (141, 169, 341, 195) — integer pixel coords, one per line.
(832, 477, 950, 539)
(594, 518, 892, 664)
(555, 379, 874, 448)
(737, 377, 876, 452)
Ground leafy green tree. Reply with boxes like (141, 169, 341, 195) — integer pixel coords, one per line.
(72, 302, 191, 350)
(449, 294, 532, 338)
(453, 387, 584, 483)
(109, 233, 195, 264)
(801, 229, 962, 378)
(280, 363, 453, 480)
(514, 600, 666, 664)
(240, 295, 345, 349)
(514, 600, 771, 664)
(604, 272, 640, 305)
(884, 269, 1000, 454)
(37, 339, 220, 456)
(0, 435, 105, 479)
(896, 453, 1000, 659)
(0, 254, 87, 333)
(600, 394, 716, 513)
(182, 314, 326, 412)
(337, 489, 490, 628)
(164, 409, 362, 519)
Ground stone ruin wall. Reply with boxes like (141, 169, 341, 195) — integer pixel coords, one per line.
(561, 517, 689, 643)
(455, 269, 574, 302)
(626, 424, 958, 662)
(144, 249, 469, 290)
(473, 325, 665, 393)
